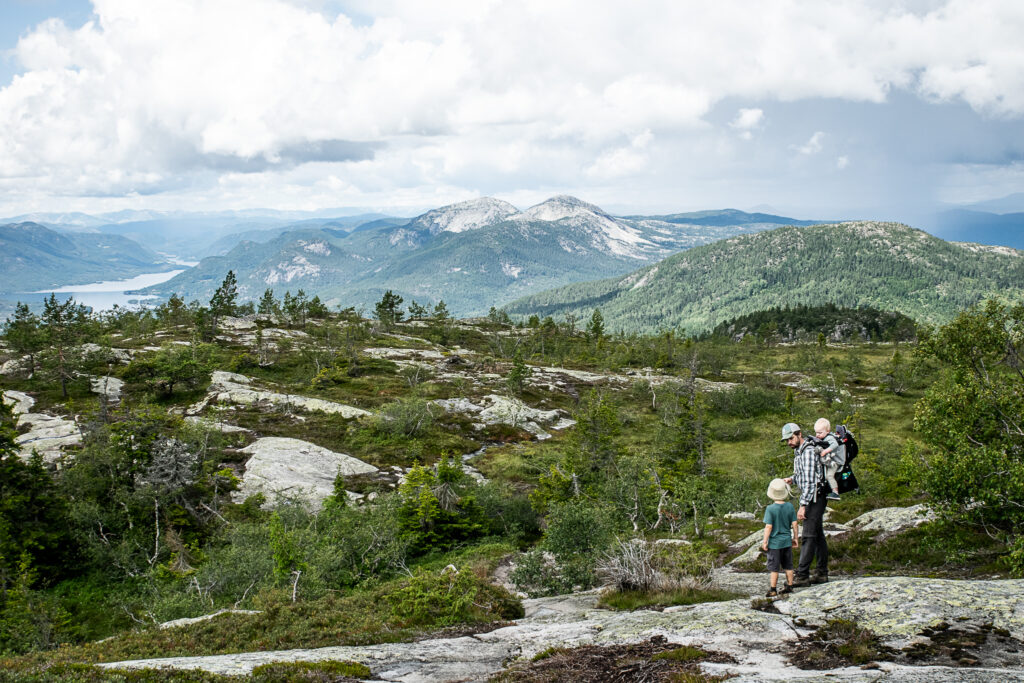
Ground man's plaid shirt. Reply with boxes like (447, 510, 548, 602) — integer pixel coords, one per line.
(792, 437, 822, 506)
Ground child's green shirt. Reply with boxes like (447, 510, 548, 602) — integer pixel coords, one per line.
(763, 502, 797, 549)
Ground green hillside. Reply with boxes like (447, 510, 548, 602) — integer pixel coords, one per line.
(0, 222, 169, 293)
(503, 221, 1024, 333)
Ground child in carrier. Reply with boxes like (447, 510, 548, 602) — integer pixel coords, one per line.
(814, 418, 844, 501)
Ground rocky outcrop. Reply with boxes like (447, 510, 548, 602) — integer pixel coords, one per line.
(845, 504, 935, 540)
(0, 355, 31, 377)
(434, 394, 574, 439)
(363, 347, 445, 361)
(233, 437, 377, 509)
(90, 375, 124, 404)
(776, 576, 1024, 645)
(100, 576, 1024, 681)
(184, 416, 251, 434)
(159, 609, 261, 630)
(3, 389, 35, 415)
(188, 371, 371, 419)
(3, 390, 81, 463)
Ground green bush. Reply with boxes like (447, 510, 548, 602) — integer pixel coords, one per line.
(542, 500, 614, 559)
(387, 568, 523, 627)
(706, 385, 785, 418)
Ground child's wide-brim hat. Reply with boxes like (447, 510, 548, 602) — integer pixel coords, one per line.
(767, 478, 791, 501)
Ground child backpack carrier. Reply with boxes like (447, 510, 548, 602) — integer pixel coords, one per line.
(835, 424, 858, 464)
(833, 425, 859, 494)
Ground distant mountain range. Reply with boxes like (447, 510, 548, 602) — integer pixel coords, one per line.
(141, 197, 814, 315)
(0, 210, 406, 261)
(503, 221, 1024, 334)
(0, 222, 172, 293)
(925, 209, 1024, 250)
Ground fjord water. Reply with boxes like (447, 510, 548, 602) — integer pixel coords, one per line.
(24, 268, 191, 311)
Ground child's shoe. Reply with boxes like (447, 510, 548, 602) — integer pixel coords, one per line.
(779, 583, 793, 594)
(765, 587, 778, 597)
(827, 492, 841, 501)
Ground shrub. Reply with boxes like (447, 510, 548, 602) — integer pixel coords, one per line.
(387, 568, 523, 627)
(597, 539, 718, 595)
(372, 399, 436, 438)
(706, 385, 785, 418)
(542, 500, 614, 559)
(597, 539, 660, 593)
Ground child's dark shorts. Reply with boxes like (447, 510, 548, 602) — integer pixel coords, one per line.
(766, 547, 793, 572)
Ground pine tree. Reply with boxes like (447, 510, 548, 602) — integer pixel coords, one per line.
(40, 294, 88, 398)
(374, 290, 405, 330)
(209, 271, 238, 318)
(3, 303, 44, 375)
(506, 351, 532, 396)
(257, 288, 279, 317)
(208, 271, 239, 335)
(407, 300, 428, 320)
(432, 300, 450, 321)
(586, 309, 605, 341)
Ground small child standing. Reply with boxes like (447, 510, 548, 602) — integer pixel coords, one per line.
(762, 478, 798, 597)
(814, 418, 844, 501)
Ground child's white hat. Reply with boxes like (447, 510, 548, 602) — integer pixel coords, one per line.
(767, 478, 791, 501)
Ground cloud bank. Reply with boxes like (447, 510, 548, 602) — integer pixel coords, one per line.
(1, 0, 1022, 213)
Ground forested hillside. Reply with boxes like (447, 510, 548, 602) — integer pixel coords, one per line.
(503, 221, 1024, 334)
(0, 222, 170, 293)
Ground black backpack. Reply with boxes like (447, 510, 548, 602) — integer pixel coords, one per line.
(835, 424, 858, 464)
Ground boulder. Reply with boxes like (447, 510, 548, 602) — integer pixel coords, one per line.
(477, 394, 560, 427)
(0, 356, 30, 377)
(90, 376, 124, 404)
(233, 437, 377, 509)
(845, 504, 935, 540)
(434, 395, 572, 440)
(219, 317, 257, 332)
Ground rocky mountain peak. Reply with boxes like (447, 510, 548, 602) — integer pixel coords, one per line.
(407, 197, 520, 235)
(522, 195, 610, 222)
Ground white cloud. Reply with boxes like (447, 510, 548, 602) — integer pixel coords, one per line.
(730, 108, 764, 140)
(0, 0, 1022, 211)
(797, 132, 826, 155)
(837, 155, 850, 169)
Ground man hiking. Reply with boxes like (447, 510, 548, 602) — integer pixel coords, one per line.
(781, 422, 829, 585)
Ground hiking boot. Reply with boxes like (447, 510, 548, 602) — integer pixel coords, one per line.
(791, 575, 813, 588)
(811, 574, 829, 584)
(779, 583, 794, 594)
(827, 493, 841, 501)
(765, 587, 778, 597)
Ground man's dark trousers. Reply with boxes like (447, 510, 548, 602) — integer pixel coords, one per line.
(796, 487, 829, 578)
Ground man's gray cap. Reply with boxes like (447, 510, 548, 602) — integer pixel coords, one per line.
(781, 423, 801, 441)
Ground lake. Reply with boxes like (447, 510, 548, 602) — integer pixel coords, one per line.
(17, 268, 194, 312)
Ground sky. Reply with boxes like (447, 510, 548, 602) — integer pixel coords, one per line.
(1, 0, 1023, 222)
